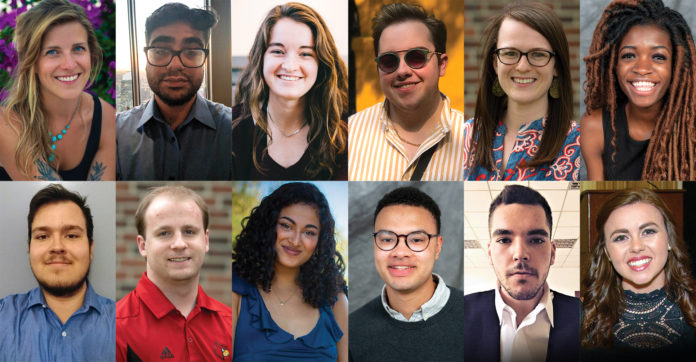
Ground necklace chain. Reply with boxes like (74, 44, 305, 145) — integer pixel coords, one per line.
(394, 128, 422, 147)
(48, 95, 81, 163)
(272, 286, 300, 306)
(268, 110, 306, 138)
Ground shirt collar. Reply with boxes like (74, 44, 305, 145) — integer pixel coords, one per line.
(380, 93, 452, 134)
(135, 271, 223, 319)
(380, 273, 451, 322)
(494, 282, 554, 328)
(25, 281, 105, 315)
(136, 93, 217, 131)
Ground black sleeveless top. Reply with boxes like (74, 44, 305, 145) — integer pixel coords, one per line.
(601, 100, 650, 180)
(0, 93, 102, 180)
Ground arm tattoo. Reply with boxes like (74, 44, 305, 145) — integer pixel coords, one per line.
(33, 159, 60, 181)
(88, 162, 106, 181)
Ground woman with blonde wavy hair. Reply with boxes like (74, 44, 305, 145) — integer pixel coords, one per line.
(582, 188, 696, 360)
(0, 0, 115, 181)
(231, 2, 348, 180)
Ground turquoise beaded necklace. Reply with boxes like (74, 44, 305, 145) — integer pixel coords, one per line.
(48, 96, 81, 163)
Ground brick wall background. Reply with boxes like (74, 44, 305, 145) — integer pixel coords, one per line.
(463, 0, 581, 120)
(115, 181, 232, 307)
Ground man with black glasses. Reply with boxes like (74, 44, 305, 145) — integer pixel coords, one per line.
(116, 3, 232, 180)
(348, 3, 465, 181)
(349, 186, 465, 361)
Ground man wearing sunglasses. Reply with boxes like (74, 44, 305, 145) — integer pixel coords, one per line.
(349, 187, 466, 361)
(463, 185, 580, 362)
(348, 3, 465, 181)
(116, 3, 233, 180)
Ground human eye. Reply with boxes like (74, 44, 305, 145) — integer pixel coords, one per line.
(652, 53, 668, 62)
(45, 49, 59, 56)
(73, 45, 87, 52)
(33, 233, 48, 240)
(641, 228, 657, 237)
(529, 238, 546, 245)
(611, 234, 628, 242)
(300, 50, 315, 58)
(500, 49, 519, 57)
(495, 238, 511, 244)
(304, 229, 318, 237)
(66, 232, 81, 239)
(377, 232, 395, 243)
(152, 48, 170, 56)
(156, 230, 171, 237)
(530, 51, 549, 60)
(620, 52, 636, 60)
(278, 222, 291, 230)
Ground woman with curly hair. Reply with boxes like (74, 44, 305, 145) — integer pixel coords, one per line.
(582, 188, 696, 360)
(232, 182, 347, 361)
(0, 0, 115, 180)
(581, 0, 696, 180)
(463, 2, 581, 180)
(231, 2, 348, 180)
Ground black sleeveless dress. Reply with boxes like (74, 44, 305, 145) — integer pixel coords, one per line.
(601, 100, 650, 180)
(0, 93, 102, 180)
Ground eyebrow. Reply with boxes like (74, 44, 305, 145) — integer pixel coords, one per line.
(491, 229, 549, 237)
(268, 42, 314, 50)
(43, 42, 87, 50)
(609, 222, 659, 237)
(31, 225, 85, 233)
(150, 36, 204, 48)
(279, 216, 318, 229)
(619, 45, 671, 52)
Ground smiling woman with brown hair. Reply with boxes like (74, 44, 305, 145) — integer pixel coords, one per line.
(581, 0, 696, 180)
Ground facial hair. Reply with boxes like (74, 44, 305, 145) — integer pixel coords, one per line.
(33, 264, 90, 298)
(502, 261, 544, 301)
(147, 69, 202, 106)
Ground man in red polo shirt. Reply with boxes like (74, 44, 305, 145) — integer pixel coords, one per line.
(116, 185, 232, 361)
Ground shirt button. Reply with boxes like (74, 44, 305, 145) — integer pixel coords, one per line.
(61, 331, 67, 337)
(188, 337, 193, 343)
(42, 304, 46, 308)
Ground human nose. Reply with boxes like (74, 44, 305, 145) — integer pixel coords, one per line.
(171, 232, 188, 249)
(511, 238, 529, 262)
(167, 51, 185, 69)
(282, 53, 299, 72)
(629, 236, 646, 253)
(632, 56, 652, 76)
(49, 234, 66, 253)
(61, 53, 77, 69)
(390, 235, 412, 256)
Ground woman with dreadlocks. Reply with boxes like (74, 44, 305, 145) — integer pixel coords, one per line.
(581, 0, 696, 180)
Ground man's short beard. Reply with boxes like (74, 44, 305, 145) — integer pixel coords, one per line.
(35, 265, 90, 297)
(503, 282, 544, 301)
(153, 87, 199, 106)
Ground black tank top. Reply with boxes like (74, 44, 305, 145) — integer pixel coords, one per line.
(601, 101, 650, 180)
(0, 93, 102, 180)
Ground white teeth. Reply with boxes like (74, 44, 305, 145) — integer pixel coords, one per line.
(396, 83, 415, 89)
(513, 77, 535, 84)
(632, 81, 655, 91)
(279, 75, 300, 81)
(628, 258, 651, 267)
(57, 74, 78, 82)
(391, 266, 413, 269)
(169, 257, 189, 262)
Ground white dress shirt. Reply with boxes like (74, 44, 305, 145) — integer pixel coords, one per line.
(381, 273, 451, 322)
(495, 283, 554, 362)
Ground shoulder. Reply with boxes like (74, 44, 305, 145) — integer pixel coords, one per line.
(349, 295, 383, 321)
(348, 102, 384, 127)
(202, 291, 233, 316)
(203, 98, 232, 125)
(116, 101, 149, 129)
(332, 291, 348, 311)
(551, 290, 582, 309)
(232, 273, 256, 296)
(462, 289, 495, 302)
(116, 288, 140, 319)
(580, 109, 604, 138)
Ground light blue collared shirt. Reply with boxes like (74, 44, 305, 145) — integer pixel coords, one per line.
(380, 273, 451, 322)
(0, 282, 115, 362)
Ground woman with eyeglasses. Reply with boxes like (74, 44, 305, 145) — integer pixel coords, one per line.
(0, 0, 115, 180)
(232, 182, 348, 361)
(463, 2, 581, 180)
(231, 2, 348, 180)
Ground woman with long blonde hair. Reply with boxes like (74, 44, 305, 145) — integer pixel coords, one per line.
(231, 2, 347, 180)
(0, 0, 115, 180)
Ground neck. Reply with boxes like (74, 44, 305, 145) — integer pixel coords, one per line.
(41, 282, 87, 324)
(499, 283, 546, 326)
(154, 95, 197, 131)
(41, 92, 82, 125)
(146, 269, 199, 318)
(625, 101, 661, 128)
(385, 276, 436, 320)
(266, 95, 306, 131)
(503, 98, 548, 133)
(389, 92, 443, 132)
(272, 262, 300, 288)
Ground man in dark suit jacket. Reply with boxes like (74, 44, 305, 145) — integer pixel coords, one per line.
(463, 185, 580, 362)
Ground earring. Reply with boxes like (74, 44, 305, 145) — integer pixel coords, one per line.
(549, 77, 560, 99)
(492, 78, 505, 97)
(668, 245, 672, 252)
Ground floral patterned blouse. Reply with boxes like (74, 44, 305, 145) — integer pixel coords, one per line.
(463, 117, 582, 180)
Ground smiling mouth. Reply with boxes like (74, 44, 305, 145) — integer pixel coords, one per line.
(631, 81, 656, 92)
(56, 74, 79, 82)
(282, 245, 301, 256)
(389, 266, 415, 270)
(278, 75, 301, 81)
(168, 257, 191, 262)
(512, 77, 536, 84)
(628, 257, 652, 268)
(394, 82, 419, 89)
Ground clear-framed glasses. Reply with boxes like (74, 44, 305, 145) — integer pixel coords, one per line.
(493, 47, 555, 67)
(373, 230, 439, 252)
(144, 47, 209, 68)
(374, 48, 441, 74)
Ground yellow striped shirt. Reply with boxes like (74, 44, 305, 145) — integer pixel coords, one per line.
(348, 96, 465, 180)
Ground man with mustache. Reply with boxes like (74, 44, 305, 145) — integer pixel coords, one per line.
(463, 184, 580, 362)
(116, 186, 232, 361)
(0, 184, 115, 361)
(116, 3, 232, 180)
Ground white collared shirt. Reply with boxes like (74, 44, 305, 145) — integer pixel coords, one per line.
(495, 283, 554, 362)
(380, 273, 451, 322)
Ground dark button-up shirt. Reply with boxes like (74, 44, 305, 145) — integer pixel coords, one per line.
(116, 94, 233, 180)
(0, 283, 116, 361)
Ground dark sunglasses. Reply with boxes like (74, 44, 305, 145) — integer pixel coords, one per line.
(374, 48, 441, 74)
